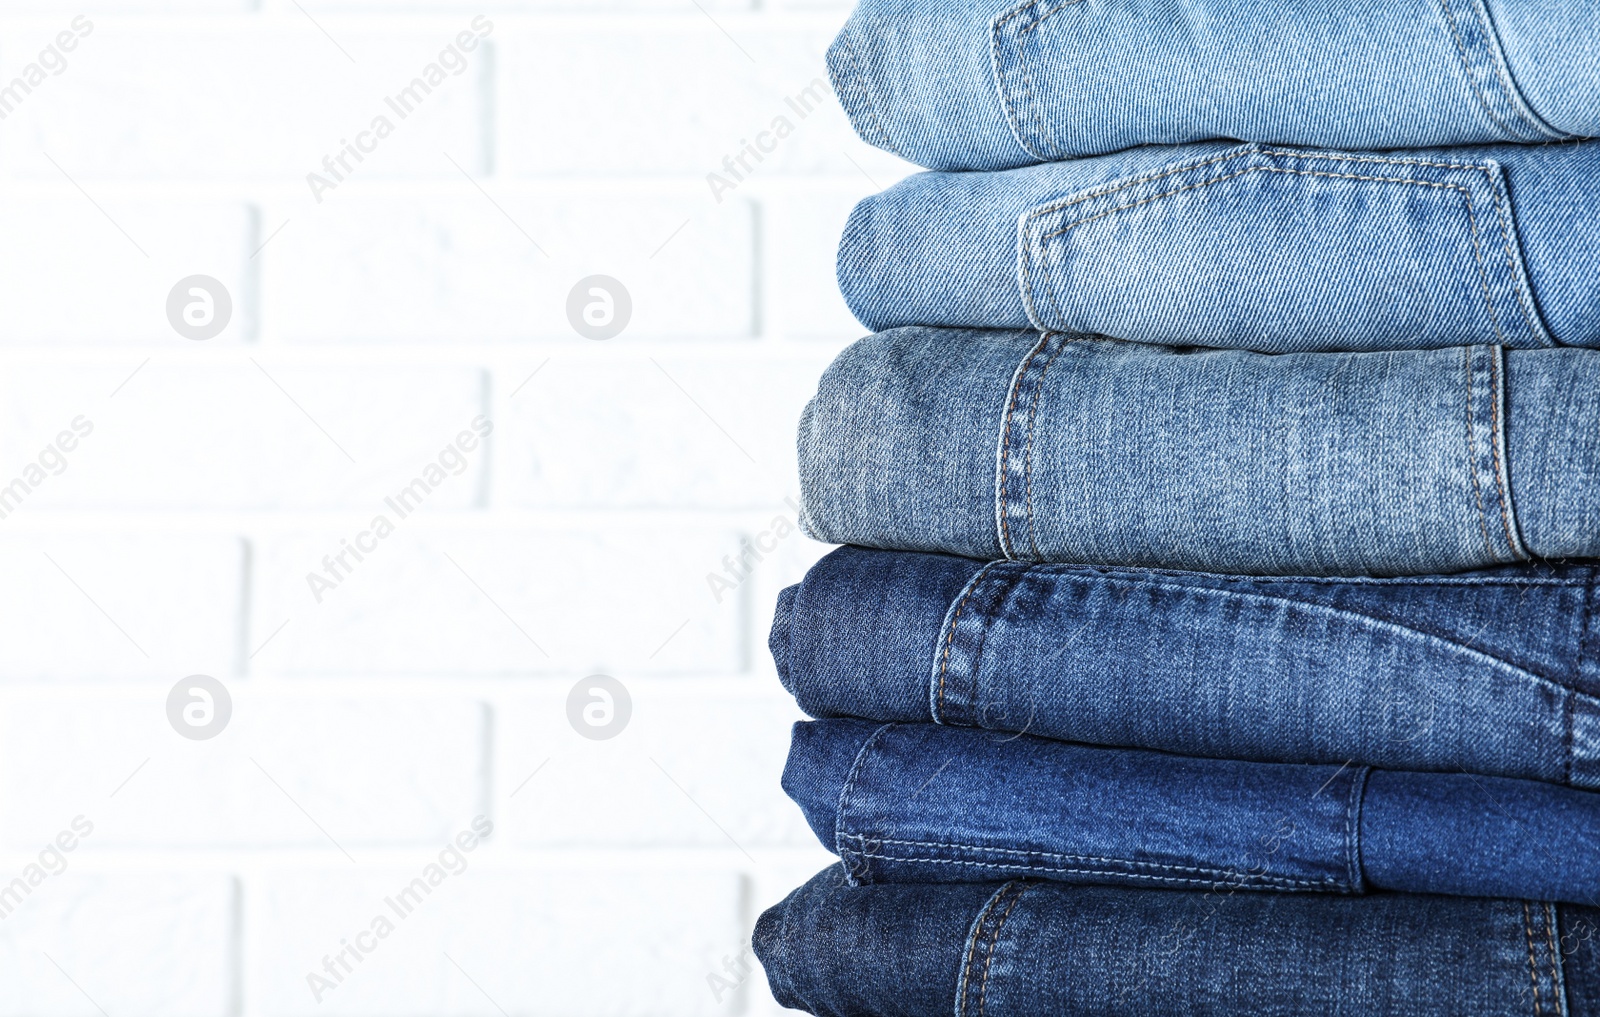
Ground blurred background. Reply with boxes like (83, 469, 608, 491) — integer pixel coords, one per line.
(0, 1, 916, 1012)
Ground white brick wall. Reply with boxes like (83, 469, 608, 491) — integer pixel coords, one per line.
(0, 1, 903, 1013)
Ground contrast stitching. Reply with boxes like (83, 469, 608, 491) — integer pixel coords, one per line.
(832, 722, 897, 874)
(1471, 0, 1571, 140)
(850, 851, 1337, 889)
(957, 884, 1015, 1017)
(1466, 345, 1500, 561)
(937, 562, 1002, 718)
(1023, 334, 1070, 560)
(977, 885, 1027, 1017)
(1019, 0, 1086, 32)
(1574, 576, 1597, 785)
(992, 1, 1057, 161)
(1487, 346, 1528, 558)
(1026, 147, 1491, 223)
(997, 332, 1053, 558)
(1034, 165, 1510, 344)
(838, 834, 1340, 888)
(1005, 565, 1578, 587)
(1433, 0, 1533, 140)
(1484, 169, 1554, 341)
(835, 28, 895, 156)
(1525, 900, 1547, 1016)
(1543, 902, 1562, 1017)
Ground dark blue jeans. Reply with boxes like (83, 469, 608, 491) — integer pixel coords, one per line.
(784, 718, 1600, 905)
(756, 866, 1600, 1017)
(772, 545, 1600, 787)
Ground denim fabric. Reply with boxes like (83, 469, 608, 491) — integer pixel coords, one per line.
(756, 866, 1600, 1017)
(839, 140, 1600, 353)
(827, 0, 1600, 171)
(798, 327, 1600, 576)
(783, 719, 1600, 904)
(772, 545, 1600, 787)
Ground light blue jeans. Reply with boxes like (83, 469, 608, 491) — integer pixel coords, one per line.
(828, 0, 1600, 170)
(798, 327, 1600, 576)
(839, 140, 1600, 352)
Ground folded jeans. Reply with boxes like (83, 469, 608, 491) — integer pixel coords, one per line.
(839, 140, 1600, 353)
(773, 545, 1600, 786)
(756, 866, 1600, 1017)
(784, 718, 1600, 905)
(827, 0, 1600, 170)
(798, 327, 1600, 576)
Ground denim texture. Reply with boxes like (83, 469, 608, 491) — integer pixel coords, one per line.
(798, 327, 1600, 576)
(756, 866, 1600, 1017)
(839, 140, 1600, 353)
(827, 0, 1600, 171)
(784, 718, 1600, 904)
(772, 545, 1600, 786)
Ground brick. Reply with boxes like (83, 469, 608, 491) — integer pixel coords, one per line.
(261, 194, 753, 341)
(0, 27, 488, 179)
(0, 200, 253, 344)
(500, 687, 812, 849)
(493, 353, 826, 508)
(0, 695, 486, 847)
(0, 533, 241, 680)
(253, 867, 744, 1015)
(0, 362, 486, 510)
(250, 527, 746, 675)
(0, 872, 236, 1017)
(499, 24, 915, 180)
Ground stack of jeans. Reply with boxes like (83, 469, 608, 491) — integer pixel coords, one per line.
(754, 1, 1600, 1014)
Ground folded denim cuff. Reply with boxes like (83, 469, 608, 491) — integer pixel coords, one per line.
(825, 28, 896, 157)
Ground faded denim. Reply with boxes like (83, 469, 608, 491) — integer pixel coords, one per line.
(784, 718, 1600, 905)
(840, 140, 1600, 353)
(756, 866, 1600, 1017)
(798, 327, 1600, 576)
(827, 0, 1600, 170)
(772, 545, 1600, 787)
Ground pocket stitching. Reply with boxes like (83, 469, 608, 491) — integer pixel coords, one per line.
(1031, 162, 1516, 347)
(843, 835, 1342, 890)
(1465, 345, 1502, 560)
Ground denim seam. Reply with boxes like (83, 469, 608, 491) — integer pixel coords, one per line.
(956, 881, 1021, 1017)
(1481, 164, 1556, 344)
(832, 722, 897, 885)
(1346, 765, 1371, 893)
(934, 561, 1003, 724)
(850, 850, 1339, 890)
(1048, 572, 1565, 692)
(1527, 901, 1549, 1016)
(1433, 0, 1568, 142)
(1027, 145, 1492, 221)
(832, 26, 896, 156)
(976, 884, 1026, 1017)
(838, 833, 1341, 890)
(1018, 0, 1087, 34)
(1023, 334, 1070, 560)
(1433, 0, 1543, 141)
(1027, 162, 1520, 345)
(1544, 902, 1568, 1017)
(1573, 578, 1597, 784)
(990, 1, 1059, 162)
(1488, 345, 1532, 558)
(1466, 345, 1502, 561)
(1467, 0, 1572, 141)
(1007, 563, 1578, 587)
(995, 331, 1053, 559)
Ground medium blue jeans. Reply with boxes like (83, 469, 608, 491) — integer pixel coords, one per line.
(839, 140, 1600, 353)
(772, 545, 1600, 787)
(784, 718, 1600, 905)
(756, 866, 1600, 1017)
(799, 328, 1600, 576)
(827, 0, 1600, 170)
